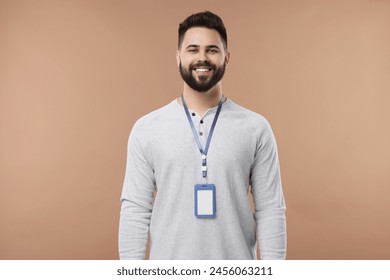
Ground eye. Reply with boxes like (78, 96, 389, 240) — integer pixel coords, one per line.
(188, 48, 197, 53)
(208, 49, 219, 53)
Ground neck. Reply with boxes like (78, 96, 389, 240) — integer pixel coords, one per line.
(178, 83, 223, 116)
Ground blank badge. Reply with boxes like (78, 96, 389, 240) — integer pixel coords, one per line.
(194, 184, 216, 218)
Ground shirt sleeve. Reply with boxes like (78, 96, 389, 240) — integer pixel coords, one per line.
(250, 119, 287, 260)
(118, 120, 156, 259)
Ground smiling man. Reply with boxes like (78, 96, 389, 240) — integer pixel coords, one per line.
(119, 11, 286, 260)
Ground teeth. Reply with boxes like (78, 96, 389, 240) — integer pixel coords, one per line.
(195, 68, 210, 72)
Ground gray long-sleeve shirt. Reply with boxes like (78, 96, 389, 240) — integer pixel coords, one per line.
(119, 98, 286, 259)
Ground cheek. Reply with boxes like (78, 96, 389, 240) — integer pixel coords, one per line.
(212, 56, 226, 66)
(180, 55, 193, 66)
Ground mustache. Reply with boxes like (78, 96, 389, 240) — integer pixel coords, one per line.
(189, 61, 216, 70)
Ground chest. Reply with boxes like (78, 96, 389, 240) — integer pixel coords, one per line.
(149, 116, 257, 177)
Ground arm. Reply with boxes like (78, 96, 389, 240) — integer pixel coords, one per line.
(118, 121, 155, 259)
(250, 119, 287, 260)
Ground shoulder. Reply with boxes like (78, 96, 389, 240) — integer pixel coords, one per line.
(134, 100, 177, 127)
(130, 100, 179, 134)
(227, 100, 279, 155)
(226, 99, 272, 133)
(125, 100, 179, 149)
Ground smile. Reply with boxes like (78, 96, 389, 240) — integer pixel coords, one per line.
(193, 67, 212, 72)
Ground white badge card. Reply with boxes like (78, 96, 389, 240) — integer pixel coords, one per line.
(194, 184, 216, 218)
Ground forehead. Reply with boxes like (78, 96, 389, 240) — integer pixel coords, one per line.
(182, 27, 224, 48)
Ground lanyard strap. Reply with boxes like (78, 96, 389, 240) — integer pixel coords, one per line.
(182, 94, 224, 180)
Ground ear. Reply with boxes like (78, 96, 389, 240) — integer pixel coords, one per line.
(224, 50, 231, 69)
(176, 49, 180, 67)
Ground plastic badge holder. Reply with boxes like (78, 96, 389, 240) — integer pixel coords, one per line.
(194, 184, 216, 218)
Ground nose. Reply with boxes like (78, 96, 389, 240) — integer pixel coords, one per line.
(197, 49, 209, 62)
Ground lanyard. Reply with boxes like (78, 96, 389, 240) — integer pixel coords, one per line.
(182, 94, 224, 182)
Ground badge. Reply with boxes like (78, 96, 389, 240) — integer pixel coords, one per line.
(194, 184, 216, 218)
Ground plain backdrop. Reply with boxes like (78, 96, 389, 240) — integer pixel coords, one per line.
(1, 0, 389, 259)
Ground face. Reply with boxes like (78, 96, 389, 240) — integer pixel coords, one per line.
(176, 27, 230, 92)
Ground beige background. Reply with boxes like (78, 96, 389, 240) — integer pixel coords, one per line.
(1, 0, 389, 259)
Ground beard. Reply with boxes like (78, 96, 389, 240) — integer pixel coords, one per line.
(179, 60, 226, 92)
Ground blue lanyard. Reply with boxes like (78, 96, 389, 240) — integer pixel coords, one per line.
(182, 95, 224, 181)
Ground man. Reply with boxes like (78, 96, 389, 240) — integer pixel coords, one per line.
(119, 11, 286, 260)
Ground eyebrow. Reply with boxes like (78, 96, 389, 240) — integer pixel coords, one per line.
(185, 44, 221, 50)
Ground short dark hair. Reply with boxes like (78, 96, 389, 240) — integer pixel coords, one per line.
(178, 11, 227, 50)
